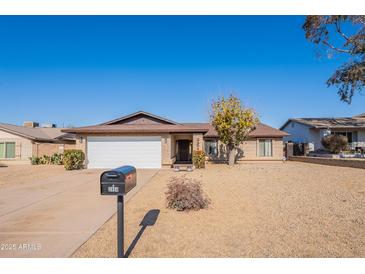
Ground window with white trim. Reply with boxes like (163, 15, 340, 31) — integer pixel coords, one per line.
(204, 139, 218, 157)
(332, 131, 355, 143)
(0, 142, 16, 159)
(258, 139, 272, 157)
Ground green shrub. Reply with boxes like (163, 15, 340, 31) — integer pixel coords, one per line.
(192, 150, 206, 169)
(37, 156, 45, 165)
(50, 153, 64, 165)
(165, 176, 210, 211)
(30, 156, 40, 165)
(30, 154, 64, 165)
(39, 155, 51, 165)
(321, 134, 349, 154)
(63, 150, 85, 170)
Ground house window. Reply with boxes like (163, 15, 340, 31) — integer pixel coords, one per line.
(258, 139, 272, 157)
(0, 142, 16, 159)
(332, 131, 354, 143)
(204, 140, 218, 157)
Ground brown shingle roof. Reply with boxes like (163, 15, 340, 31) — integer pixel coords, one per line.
(63, 124, 209, 134)
(64, 122, 288, 138)
(101, 111, 179, 125)
(63, 111, 288, 137)
(353, 113, 365, 119)
(0, 123, 75, 142)
(203, 123, 289, 138)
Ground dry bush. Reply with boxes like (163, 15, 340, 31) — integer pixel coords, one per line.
(165, 176, 210, 211)
(321, 134, 349, 154)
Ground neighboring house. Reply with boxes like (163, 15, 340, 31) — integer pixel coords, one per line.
(0, 122, 76, 163)
(63, 111, 289, 169)
(280, 113, 365, 151)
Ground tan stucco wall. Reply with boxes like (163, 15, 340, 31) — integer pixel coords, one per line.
(75, 136, 87, 152)
(0, 130, 33, 160)
(241, 138, 284, 160)
(208, 137, 284, 162)
(32, 143, 76, 157)
(0, 130, 23, 139)
(0, 129, 77, 162)
(161, 134, 173, 166)
(76, 132, 284, 168)
(193, 133, 204, 151)
(290, 156, 365, 169)
(79, 133, 208, 168)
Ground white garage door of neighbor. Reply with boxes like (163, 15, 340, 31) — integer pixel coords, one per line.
(87, 136, 162, 169)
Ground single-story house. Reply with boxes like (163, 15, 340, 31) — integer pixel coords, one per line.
(0, 121, 76, 164)
(63, 111, 289, 169)
(280, 113, 365, 151)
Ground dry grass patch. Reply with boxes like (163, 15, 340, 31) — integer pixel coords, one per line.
(73, 162, 365, 258)
(0, 165, 66, 187)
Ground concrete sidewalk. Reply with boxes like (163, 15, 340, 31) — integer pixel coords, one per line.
(0, 169, 158, 258)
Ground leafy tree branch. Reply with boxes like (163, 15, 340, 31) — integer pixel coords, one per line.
(303, 15, 365, 103)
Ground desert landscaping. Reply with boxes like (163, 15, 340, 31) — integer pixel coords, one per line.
(0, 165, 67, 188)
(1, 160, 364, 258)
(73, 161, 365, 258)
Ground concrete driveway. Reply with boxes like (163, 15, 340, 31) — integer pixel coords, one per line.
(0, 168, 158, 258)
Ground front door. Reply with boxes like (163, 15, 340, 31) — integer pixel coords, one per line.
(178, 140, 190, 162)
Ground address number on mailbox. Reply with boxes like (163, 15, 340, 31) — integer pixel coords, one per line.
(100, 166, 137, 196)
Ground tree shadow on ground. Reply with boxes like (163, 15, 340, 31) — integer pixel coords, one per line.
(125, 209, 160, 258)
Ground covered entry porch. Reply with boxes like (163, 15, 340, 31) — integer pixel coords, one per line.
(175, 139, 192, 164)
(166, 133, 204, 167)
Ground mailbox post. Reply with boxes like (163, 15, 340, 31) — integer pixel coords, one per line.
(117, 195, 124, 258)
(100, 166, 137, 258)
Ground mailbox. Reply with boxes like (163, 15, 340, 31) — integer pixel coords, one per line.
(100, 166, 137, 196)
(100, 166, 137, 258)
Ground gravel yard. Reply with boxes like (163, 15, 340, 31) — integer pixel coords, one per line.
(0, 165, 66, 187)
(73, 162, 365, 258)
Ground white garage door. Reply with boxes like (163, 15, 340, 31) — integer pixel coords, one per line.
(87, 136, 161, 169)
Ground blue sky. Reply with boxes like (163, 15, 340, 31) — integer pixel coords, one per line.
(0, 16, 363, 128)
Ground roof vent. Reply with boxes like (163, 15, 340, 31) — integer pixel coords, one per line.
(23, 121, 39, 128)
(41, 123, 57, 128)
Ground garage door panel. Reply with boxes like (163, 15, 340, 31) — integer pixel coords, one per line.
(87, 136, 161, 169)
